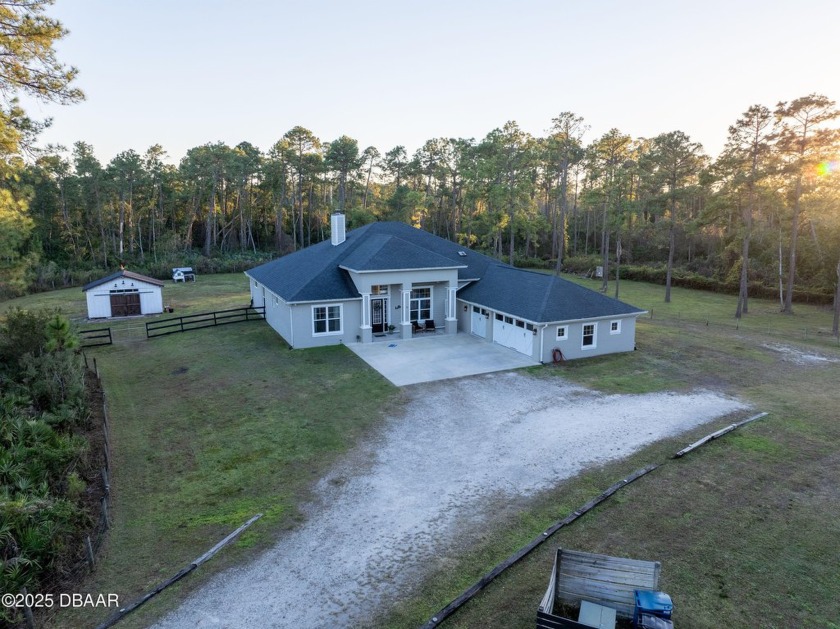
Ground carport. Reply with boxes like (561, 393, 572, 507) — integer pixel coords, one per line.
(346, 333, 539, 386)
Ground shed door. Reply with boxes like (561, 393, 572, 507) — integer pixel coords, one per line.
(110, 292, 141, 317)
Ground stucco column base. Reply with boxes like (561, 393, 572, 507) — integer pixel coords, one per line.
(445, 318, 457, 335)
(400, 322, 412, 339)
(360, 326, 373, 343)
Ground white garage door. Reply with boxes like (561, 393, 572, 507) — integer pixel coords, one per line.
(492, 314, 533, 356)
(471, 306, 488, 338)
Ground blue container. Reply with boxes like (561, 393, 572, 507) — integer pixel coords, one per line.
(633, 590, 673, 626)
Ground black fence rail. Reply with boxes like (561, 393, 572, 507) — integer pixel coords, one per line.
(80, 327, 113, 347)
(146, 306, 265, 338)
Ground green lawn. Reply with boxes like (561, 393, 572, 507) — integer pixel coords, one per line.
(3, 274, 839, 628)
(3, 275, 400, 627)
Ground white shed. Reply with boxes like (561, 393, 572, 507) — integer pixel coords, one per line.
(82, 270, 164, 319)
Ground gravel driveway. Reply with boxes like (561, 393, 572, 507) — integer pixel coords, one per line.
(155, 371, 746, 628)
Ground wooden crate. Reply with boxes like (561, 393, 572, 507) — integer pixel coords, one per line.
(537, 548, 661, 627)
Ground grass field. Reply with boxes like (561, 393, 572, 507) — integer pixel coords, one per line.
(2, 273, 839, 628)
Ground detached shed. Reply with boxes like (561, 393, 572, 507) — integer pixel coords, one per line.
(82, 270, 164, 319)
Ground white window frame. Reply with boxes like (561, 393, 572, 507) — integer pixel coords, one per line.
(582, 322, 597, 349)
(610, 320, 621, 335)
(556, 326, 567, 341)
(409, 286, 433, 322)
(371, 284, 389, 295)
(312, 304, 343, 336)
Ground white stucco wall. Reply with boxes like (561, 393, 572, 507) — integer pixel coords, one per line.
(539, 315, 639, 362)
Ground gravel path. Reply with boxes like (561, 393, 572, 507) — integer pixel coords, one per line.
(155, 372, 746, 628)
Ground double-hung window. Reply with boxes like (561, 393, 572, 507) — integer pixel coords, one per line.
(313, 304, 342, 335)
(409, 287, 432, 321)
(582, 323, 597, 348)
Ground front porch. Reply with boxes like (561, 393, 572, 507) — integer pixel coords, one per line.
(358, 280, 458, 343)
(346, 332, 539, 386)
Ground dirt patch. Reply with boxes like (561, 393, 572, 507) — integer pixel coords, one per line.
(761, 343, 840, 365)
(155, 372, 747, 628)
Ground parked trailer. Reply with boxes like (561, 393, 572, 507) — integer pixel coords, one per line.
(172, 267, 196, 282)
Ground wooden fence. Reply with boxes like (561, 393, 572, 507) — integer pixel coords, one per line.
(145, 306, 265, 338)
(79, 327, 113, 348)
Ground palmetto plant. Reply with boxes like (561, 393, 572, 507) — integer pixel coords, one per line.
(0, 310, 93, 599)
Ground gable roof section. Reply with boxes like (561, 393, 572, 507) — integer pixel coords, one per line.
(246, 221, 492, 303)
(340, 233, 466, 272)
(82, 270, 164, 292)
(458, 264, 645, 323)
(245, 221, 645, 321)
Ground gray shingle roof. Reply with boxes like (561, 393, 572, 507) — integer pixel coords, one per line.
(458, 265, 645, 322)
(340, 233, 466, 272)
(82, 270, 164, 292)
(246, 221, 644, 321)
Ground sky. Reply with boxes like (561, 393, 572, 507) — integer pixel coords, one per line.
(22, 0, 840, 166)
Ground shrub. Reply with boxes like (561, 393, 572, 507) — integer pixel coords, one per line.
(0, 310, 93, 614)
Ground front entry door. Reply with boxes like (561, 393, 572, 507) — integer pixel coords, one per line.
(371, 298, 386, 333)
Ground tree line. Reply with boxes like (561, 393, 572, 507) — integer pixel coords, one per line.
(0, 6, 839, 328)
(7, 99, 838, 313)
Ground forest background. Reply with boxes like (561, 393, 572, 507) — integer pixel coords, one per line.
(1, 4, 840, 328)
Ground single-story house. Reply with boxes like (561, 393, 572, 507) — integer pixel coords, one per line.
(246, 214, 646, 362)
(82, 270, 164, 319)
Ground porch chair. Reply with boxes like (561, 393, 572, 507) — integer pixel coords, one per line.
(424, 319, 437, 333)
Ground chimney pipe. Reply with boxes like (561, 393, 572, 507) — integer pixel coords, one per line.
(331, 212, 346, 246)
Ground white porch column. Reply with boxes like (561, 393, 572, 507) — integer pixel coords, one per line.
(360, 293, 371, 328)
(445, 284, 458, 334)
(446, 286, 457, 320)
(400, 286, 412, 339)
(401, 288, 411, 324)
(360, 292, 372, 343)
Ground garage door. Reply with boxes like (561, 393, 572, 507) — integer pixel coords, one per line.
(471, 306, 488, 338)
(492, 314, 533, 356)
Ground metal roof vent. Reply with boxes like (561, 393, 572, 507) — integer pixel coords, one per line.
(458, 251, 468, 257)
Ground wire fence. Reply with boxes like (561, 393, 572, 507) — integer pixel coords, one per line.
(642, 309, 840, 349)
(14, 355, 113, 629)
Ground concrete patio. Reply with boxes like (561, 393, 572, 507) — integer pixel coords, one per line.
(346, 332, 540, 386)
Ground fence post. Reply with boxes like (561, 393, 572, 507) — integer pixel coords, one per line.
(85, 535, 96, 567)
(93, 357, 99, 380)
(101, 496, 110, 529)
(83, 351, 89, 370)
(20, 587, 35, 629)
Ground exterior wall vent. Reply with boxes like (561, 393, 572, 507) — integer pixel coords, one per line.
(331, 212, 346, 246)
